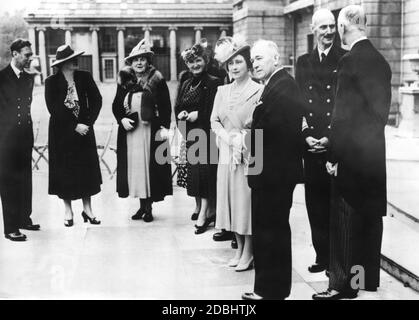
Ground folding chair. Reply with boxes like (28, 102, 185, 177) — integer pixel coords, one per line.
(96, 122, 115, 176)
(32, 120, 49, 170)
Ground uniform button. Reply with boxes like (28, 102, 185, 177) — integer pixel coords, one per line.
(309, 113, 313, 117)
(327, 99, 331, 103)
(327, 112, 331, 116)
(328, 125, 331, 129)
(18, 114, 21, 117)
(309, 86, 313, 90)
(18, 106, 20, 109)
(310, 126, 314, 129)
(327, 85, 331, 90)
(309, 99, 313, 104)
(28, 121, 31, 124)
(18, 122, 21, 125)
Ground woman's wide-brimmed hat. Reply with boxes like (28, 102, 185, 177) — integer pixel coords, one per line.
(51, 45, 84, 67)
(125, 39, 154, 63)
(214, 35, 250, 65)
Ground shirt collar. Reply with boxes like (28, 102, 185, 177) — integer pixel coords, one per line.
(350, 36, 368, 50)
(317, 45, 333, 61)
(10, 62, 23, 78)
(265, 67, 284, 86)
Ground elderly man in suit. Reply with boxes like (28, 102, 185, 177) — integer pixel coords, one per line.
(296, 8, 347, 274)
(313, 5, 392, 300)
(0, 39, 40, 242)
(242, 40, 304, 300)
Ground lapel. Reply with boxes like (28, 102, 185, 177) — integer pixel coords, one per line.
(74, 71, 84, 101)
(56, 71, 70, 102)
(4, 65, 20, 91)
(260, 68, 287, 102)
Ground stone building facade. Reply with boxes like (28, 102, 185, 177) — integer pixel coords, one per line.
(233, 0, 419, 118)
(25, 0, 233, 83)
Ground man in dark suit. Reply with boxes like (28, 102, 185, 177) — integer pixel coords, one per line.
(242, 40, 304, 300)
(296, 8, 347, 274)
(0, 39, 40, 242)
(313, 5, 392, 300)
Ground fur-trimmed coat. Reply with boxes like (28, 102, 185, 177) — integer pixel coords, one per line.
(112, 66, 173, 201)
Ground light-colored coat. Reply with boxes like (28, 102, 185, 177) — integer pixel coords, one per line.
(211, 78, 263, 235)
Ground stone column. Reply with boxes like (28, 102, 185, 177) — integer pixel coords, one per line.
(143, 26, 152, 43)
(64, 27, 73, 46)
(37, 26, 47, 82)
(28, 27, 36, 54)
(220, 27, 228, 38)
(90, 26, 100, 82)
(169, 26, 178, 81)
(117, 26, 126, 70)
(194, 26, 203, 43)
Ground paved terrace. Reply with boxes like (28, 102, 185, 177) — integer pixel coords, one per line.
(0, 83, 417, 299)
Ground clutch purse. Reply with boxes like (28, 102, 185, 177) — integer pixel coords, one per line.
(126, 112, 139, 129)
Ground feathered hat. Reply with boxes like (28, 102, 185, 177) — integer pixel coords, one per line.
(125, 39, 154, 63)
(214, 34, 250, 65)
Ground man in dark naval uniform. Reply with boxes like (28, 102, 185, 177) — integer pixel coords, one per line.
(295, 8, 347, 274)
(0, 39, 40, 241)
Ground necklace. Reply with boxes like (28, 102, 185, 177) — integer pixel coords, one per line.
(189, 80, 202, 91)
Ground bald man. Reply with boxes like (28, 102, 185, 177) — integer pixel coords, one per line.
(295, 8, 347, 274)
(313, 5, 391, 300)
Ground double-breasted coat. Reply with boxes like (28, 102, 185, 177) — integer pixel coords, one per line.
(45, 70, 102, 200)
(112, 66, 173, 202)
(295, 44, 347, 266)
(0, 65, 34, 233)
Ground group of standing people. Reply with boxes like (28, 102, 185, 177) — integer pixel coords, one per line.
(0, 3, 392, 301)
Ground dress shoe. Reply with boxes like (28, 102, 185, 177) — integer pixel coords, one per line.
(131, 208, 145, 220)
(82, 211, 101, 225)
(235, 257, 254, 272)
(312, 288, 358, 300)
(191, 212, 199, 221)
(308, 263, 327, 273)
(5, 232, 27, 241)
(64, 219, 74, 227)
(20, 224, 40, 231)
(143, 211, 154, 223)
(231, 238, 238, 249)
(195, 215, 215, 234)
(212, 230, 233, 242)
(241, 292, 263, 300)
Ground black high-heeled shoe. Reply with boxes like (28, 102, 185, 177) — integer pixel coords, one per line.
(82, 211, 101, 225)
(64, 219, 74, 227)
(194, 215, 215, 234)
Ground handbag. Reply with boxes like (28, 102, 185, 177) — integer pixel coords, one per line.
(176, 138, 188, 188)
(126, 112, 139, 129)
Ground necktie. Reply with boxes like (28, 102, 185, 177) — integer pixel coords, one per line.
(321, 53, 327, 63)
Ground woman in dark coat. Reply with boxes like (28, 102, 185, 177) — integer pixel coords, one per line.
(175, 43, 222, 234)
(112, 39, 173, 223)
(45, 45, 102, 227)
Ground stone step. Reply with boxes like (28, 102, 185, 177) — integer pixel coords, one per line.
(381, 211, 419, 292)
